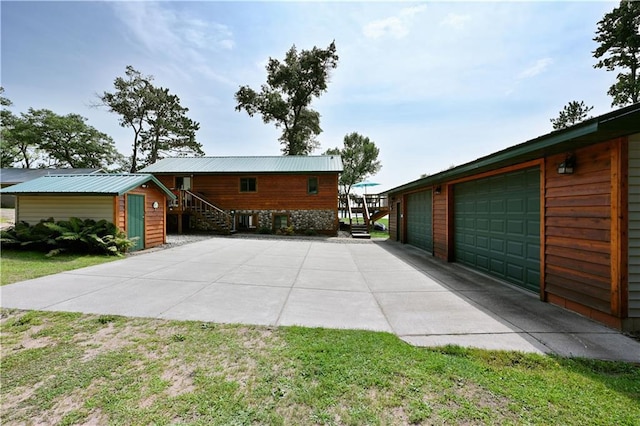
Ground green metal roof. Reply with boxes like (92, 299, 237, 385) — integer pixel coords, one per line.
(387, 103, 640, 195)
(0, 168, 103, 185)
(139, 155, 343, 174)
(0, 174, 176, 199)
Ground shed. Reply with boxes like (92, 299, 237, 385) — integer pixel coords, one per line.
(0, 168, 103, 208)
(386, 103, 640, 332)
(0, 174, 176, 251)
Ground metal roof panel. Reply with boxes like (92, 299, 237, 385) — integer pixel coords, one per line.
(139, 155, 343, 173)
(0, 174, 176, 199)
(0, 168, 103, 185)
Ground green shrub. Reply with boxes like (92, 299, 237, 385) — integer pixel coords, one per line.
(0, 218, 135, 256)
(304, 229, 318, 236)
(257, 227, 273, 234)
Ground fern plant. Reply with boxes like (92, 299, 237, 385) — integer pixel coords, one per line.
(0, 218, 135, 256)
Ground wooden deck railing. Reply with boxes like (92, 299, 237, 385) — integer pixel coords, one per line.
(170, 190, 231, 234)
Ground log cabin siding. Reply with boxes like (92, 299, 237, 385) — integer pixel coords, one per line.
(433, 186, 448, 260)
(16, 196, 113, 224)
(156, 173, 339, 211)
(628, 133, 640, 318)
(544, 141, 614, 314)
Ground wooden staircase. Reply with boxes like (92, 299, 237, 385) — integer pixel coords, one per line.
(343, 194, 390, 239)
(173, 190, 232, 234)
(347, 195, 371, 239)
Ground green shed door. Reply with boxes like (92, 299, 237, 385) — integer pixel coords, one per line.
(406, 190, 433, 253)
(454, 168, 540, 292)
(127, 194, 145, 252)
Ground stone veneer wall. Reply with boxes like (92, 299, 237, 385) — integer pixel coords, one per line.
(236, 209, 338, 234)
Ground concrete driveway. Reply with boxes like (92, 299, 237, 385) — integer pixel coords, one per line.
(2, 236, 639, 362)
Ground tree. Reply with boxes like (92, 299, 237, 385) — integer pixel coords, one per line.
(235, 41, 339, 155)
(550, 101, 594, 130)
(139, 86, 203, 168)
(98, 66, 203, 172)
(26, 109, 125, 169)
(0, 87, 21, 167)
(593, 0, 640, 107)
(325, 132, 381, 197)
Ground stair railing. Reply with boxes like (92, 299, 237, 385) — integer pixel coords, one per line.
(182, 190, 231, 233)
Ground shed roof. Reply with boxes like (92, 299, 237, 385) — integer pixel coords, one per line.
(139, 155, 343, 174)
(386, 102, 640, 195)
(0, 168, 103, 185)
(0, 174, 176, 199)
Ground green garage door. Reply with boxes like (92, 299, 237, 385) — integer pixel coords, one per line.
(406, 190, 432, 253)
(454, 168, 540, 292)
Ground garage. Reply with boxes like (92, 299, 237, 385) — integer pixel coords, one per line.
(454, 168, 540, 292)
(406, 190, 432, 253)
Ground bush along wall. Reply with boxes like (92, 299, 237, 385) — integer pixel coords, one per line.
(0, 217, 135, 256)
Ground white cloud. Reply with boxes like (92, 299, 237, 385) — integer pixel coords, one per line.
(362, 5, 427, 40)
(440, 13, 471, 30)
(113, 2, 234, 55)
(517, 58, 553, 79)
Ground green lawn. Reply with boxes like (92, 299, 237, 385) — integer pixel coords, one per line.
(370, 217, 389, 239)
(0, 250, 118, 286)
(1, 309, 638, 425)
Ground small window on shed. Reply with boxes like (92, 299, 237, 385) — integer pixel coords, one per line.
(240, 177, 257, 192)
(308, 177, 318, 194)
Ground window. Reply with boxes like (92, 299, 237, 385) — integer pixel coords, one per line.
(240, 177, 256, 192)
(308, 177, 318, 194)
(273, 214, 289, 230)
(237, 214, 257, 230)
(176, 176, 191, 190)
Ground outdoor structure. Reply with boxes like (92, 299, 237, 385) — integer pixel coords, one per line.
(0, 168, 102, 208)
(0, 174, 175, 251)
(386, 103, 640, 332)
(140, 155, 343, 235)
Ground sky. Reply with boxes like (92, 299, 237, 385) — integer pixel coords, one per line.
(1, 0, 622, 192)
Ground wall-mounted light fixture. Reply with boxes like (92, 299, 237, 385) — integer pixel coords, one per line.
(557, 154, 576, 175)
(141, 184, 148, 188)
(152, 201, 159, 209)
(434, 186, 442, 195)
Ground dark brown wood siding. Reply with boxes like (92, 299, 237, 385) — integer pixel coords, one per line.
(544, 141, 615, 316)
(433, 185, 448, 260)
(155, 173, 339, 211)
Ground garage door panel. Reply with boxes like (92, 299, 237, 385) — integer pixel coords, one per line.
(490, 258, 505, 274)
(508, 241, 524, 257)
(406, 190, 432, 252)
(454, 168, 540, 292)
(507, 220, 524, 234)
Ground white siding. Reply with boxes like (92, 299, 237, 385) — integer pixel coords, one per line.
(628, 133, 640, 318)
(17, 196, 114, 225)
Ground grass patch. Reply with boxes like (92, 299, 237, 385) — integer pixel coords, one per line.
(2, 309, 638, 425)
(0, 249, 118, 286)
(370, 217, 389, 239)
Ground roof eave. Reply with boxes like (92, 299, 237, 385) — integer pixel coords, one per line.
(387, 104, 640, 195)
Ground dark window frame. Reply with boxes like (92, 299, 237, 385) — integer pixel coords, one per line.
(272, 213, 290, 230)
(308, 176, 319, 194)
(239, 177, 257, 193)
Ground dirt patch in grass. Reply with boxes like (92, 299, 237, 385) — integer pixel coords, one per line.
(163, 360, 197, 397)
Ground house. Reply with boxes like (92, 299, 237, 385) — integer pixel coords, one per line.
(139, 155, 343, 235)
(386, 103, 640, 332)
(0, 168, 103, 208)
(0, 174, 175, 251)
